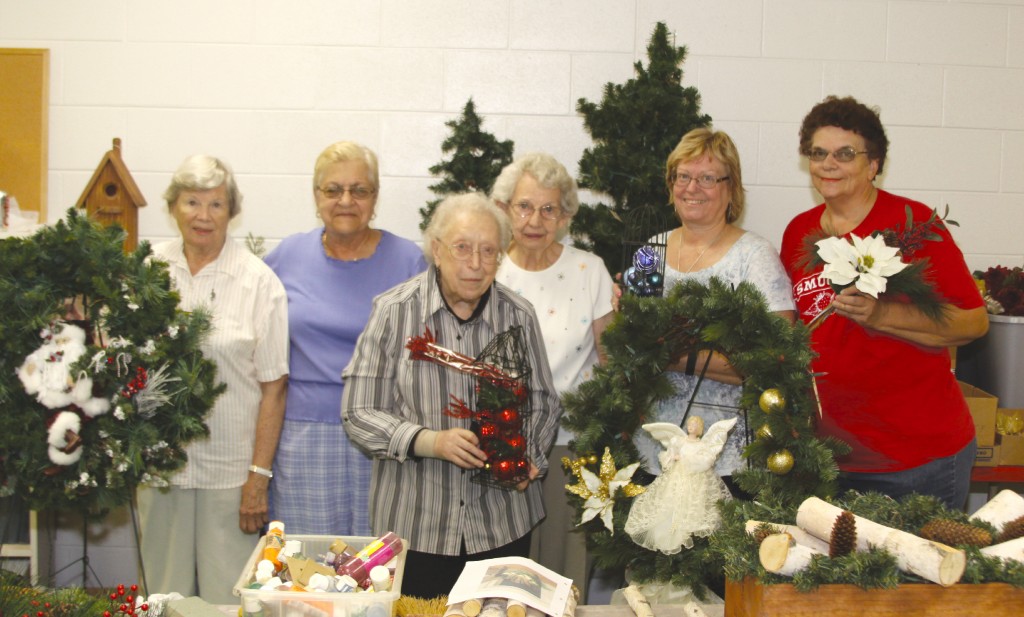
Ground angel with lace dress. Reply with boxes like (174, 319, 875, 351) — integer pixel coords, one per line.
(624, 416, 738, 554)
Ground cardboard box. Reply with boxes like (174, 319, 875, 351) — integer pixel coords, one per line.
(725, 577, 1024, 617)
(974, 444, 999, 467)
(1000, 435, 1024, 466)
(961, 381, 998, 447)
(234, 534, 406, 617)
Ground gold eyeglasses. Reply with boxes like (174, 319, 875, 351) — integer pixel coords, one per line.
(316, 185, 376, 200)
(806, 147, 868, 163)
(446, 241, 500, 265)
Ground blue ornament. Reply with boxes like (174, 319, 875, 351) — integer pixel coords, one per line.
(633, 245, 661, 273)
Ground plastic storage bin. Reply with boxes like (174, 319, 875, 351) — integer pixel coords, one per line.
(233, 534, 407, 617)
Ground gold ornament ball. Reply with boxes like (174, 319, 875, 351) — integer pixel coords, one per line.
(759, 388, 786, 414)
(767, 449, 794, 475)
(756, 424, 773, 440)
(587, 454, 599, 465)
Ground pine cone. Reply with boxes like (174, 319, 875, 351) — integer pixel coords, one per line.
(830, 510, 857, 558)
(920, 518, 992, 548)
(996, 514, 1024, 544)
(752, 523, 782, 546)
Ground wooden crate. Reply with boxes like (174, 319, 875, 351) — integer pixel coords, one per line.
(725, 576, 1024, 617)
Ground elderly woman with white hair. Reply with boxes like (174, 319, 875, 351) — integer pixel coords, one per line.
(490, 153, 614, 600)
(342, 192, 561, 600)
(139, 154, 289, 603)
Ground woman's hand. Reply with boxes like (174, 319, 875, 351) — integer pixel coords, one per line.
(432, 428, 488, 469)
(515, 461, 541, 492)
(832, 286, 878, 327)
(239, 474, 271, 534)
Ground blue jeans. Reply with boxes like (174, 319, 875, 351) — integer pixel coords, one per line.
(838, 438, 977, 511)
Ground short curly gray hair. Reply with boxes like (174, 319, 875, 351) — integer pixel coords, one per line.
(422, 192, 512, 266)
(163, 154, 242, 218)
(490, 152, 579, 219)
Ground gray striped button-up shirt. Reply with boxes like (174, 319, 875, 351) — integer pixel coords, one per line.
(342, 266, 562, 556)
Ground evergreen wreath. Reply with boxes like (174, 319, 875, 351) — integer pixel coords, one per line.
(563, 276, 1024, 593)
(562, 277, 847, 597)
(0, 209, 223, 516)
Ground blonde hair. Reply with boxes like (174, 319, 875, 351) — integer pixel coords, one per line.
(665, 128, 746, 223)
(313, 141, 379, 190)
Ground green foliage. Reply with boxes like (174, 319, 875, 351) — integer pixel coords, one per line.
(562, 277, 842, 595)
(419, 98, 514, 231)
(0, 209, 223, 516)
(571, 22, 712, 274)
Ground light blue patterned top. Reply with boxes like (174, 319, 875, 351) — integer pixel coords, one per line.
(634, 231, 795, 477)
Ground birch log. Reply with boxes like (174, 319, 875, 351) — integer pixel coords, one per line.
(622, 584, 653, 617)
(505, 600, 526, 617)
(745, 520, 831, 554)
(971, 489, 1024, 533)
(795, 496, 965, 587)
(462, 600, 483, 617)
(980, 536, 1024, 563)
(758, 532, 826, 576)
(562, 585, 580, 617)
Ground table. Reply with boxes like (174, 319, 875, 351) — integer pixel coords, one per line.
(971, 465, 1024, 483)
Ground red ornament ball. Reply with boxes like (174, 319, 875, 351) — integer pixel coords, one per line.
(506, 435, 526, 452)
(499, 408, 520, 426)
(492, 459, 516, 482)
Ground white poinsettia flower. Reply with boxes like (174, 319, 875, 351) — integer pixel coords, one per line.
(816, 233, 909, 298)
(578, 461, 641, 533)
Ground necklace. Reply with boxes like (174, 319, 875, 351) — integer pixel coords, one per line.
(677, 226, 727, 274)
(322, 229, 372, 261)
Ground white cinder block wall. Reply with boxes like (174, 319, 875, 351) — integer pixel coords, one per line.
(3, 0, 1023, 590)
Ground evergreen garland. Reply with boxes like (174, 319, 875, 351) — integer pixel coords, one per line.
(571, 22, 711, 275)
(0, 209, 222, 516)
(419, 98, 514, 230)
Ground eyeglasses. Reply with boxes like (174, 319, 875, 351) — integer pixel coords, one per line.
(806, 147, 868, 163)
(512, 201, 562, 221)
(316, 185, 376, 200)
(446, 241, 500, 265)
(670, 172, 730, 190)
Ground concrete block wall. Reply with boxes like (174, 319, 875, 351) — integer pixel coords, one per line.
(3, 0, 1023, 590)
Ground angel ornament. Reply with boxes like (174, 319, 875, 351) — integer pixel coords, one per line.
(624, 416, 737, 554)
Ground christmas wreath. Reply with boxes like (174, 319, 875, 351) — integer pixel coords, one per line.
(0, 209, 222, 515)
(561, 277, 846, 597)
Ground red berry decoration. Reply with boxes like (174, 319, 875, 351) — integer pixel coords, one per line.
(515, 457, 529, 472)
(506, 435, 525, 452)
(131, 585, 138, 592)
(479, 423, 497, 438)
(141, 605, 149, 611)
(492, 458, 516, 481)
(105, 612, 113, 617)
(499, 408, 520, 426)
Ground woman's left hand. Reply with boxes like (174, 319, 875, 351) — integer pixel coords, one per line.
(239, 474, 271, 533)
(515, 461, 541, 492)
(832, 286, 879, 327)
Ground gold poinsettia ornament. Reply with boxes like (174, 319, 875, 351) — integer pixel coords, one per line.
(566, 447, 644, 533)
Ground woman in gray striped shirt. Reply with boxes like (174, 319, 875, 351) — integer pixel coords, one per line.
(342, 192, 561, 599)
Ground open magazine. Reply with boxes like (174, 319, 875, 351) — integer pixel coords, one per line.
(447, 557, 574, 617)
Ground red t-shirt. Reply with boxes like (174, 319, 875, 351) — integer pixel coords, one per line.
(780, 190, 983, 472)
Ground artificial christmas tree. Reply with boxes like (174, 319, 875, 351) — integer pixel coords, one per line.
(418, 98, 514, 231)
(570, 21, 711, 275)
